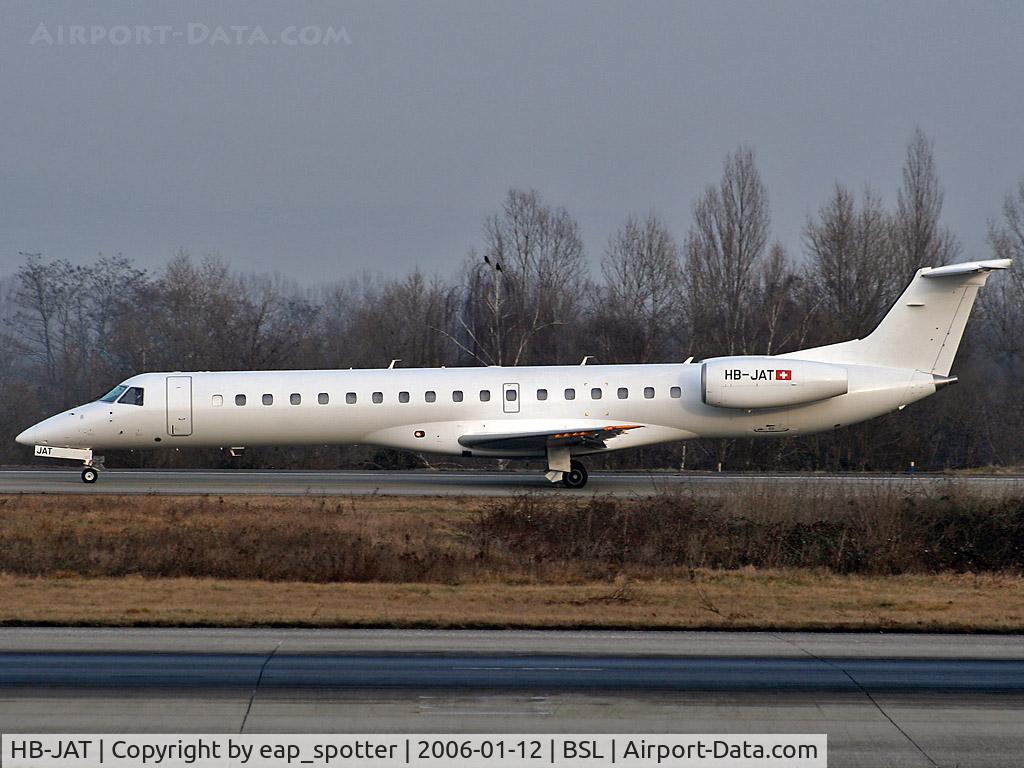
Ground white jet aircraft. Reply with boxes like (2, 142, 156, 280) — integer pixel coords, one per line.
(16, 259, 1012, 486)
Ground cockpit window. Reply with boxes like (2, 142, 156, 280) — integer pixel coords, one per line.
(118, 386, 145, 406)
(99, 385, 128, 403)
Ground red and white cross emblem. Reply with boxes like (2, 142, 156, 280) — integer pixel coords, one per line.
(776, 369, 792, 381)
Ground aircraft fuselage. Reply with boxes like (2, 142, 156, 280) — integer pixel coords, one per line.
(17, 361, 937, 457)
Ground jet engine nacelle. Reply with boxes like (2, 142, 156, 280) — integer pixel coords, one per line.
(701, 357, 849, 409)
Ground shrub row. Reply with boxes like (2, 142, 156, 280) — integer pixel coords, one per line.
(1, 490, 1021, 582)
(470, 492, 1024, 576)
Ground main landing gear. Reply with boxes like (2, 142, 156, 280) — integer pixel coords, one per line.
(545, 446, 589, 489)
(561, 459, 589, 489)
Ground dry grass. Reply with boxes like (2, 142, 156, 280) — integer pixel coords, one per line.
(2, 571, 1022, 631)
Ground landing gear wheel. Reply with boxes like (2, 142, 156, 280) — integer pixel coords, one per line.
(561, 460, 588, 489)
(81, 467, 99, 484)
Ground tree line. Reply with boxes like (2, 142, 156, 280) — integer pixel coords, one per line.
(2, 128, 1022, 471)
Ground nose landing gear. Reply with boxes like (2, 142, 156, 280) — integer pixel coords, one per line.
(80, 456, 104, 484)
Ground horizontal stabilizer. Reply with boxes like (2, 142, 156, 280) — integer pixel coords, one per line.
(921, 259, 1012, 278)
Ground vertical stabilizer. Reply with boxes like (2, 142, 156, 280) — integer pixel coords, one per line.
(781, 259, 1012, 374)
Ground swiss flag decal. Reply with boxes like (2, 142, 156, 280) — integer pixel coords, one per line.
(776, 369, 792, 381)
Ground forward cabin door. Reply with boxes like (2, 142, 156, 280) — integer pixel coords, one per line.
(502, 382, 520, 414)
(166, 376, 193, 436)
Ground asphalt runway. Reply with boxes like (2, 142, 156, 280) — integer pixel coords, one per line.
(4, 652, 1024, 692)
(2, 468, 1023, 496)
(1, 630, 1022, 768)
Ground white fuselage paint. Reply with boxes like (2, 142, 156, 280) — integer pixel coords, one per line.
(18, 362, 938, 457)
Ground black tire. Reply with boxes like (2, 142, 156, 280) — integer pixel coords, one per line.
(561, 460, 588, 489)
(81, 467, 98, 484)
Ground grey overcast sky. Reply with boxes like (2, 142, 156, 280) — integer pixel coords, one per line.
(2, 1, 1022, 281)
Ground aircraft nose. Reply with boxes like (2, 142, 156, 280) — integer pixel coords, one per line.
(15, 424, 38, 446)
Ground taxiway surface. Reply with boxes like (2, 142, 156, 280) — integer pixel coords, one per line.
(0, 629, 1021, 767)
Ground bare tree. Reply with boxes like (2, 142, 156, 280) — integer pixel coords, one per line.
(7, 252, 156, 410)
(10, 254, 103, 405)
(148, 252, 238, 370)
(86, 255, 148, 377)
(683, 146, 771, 356)
(139, 252, 319, 372)
(803, 184, 891, 342)
(341, 271, 457, 368)
(985, 178, 1024, 362)
(594, 212, 684, 362)
(10, 253, 61, 388)
(892, 127, 959, 279)
(757, 243, 801, 355)
(453, 189, 586, 366)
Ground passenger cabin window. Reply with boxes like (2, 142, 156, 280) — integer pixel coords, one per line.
(290, 393, 301, 405)
(591, 388, 602, 400)
(670, 386, 681, 398)
(479, 390, 490, 402)
(118, 387, 145, 406)
(617, 387, 628, 400)
(262, 394, 273, 406)
(537, 388, 548, 401)
(425, 391, 436, 403)
(399, 391, 410, 403)
(235, 394, 246, 406)
(319, 393, 330, 405)
(644, 387, 655, 399)
(564, 388, 575, 400)
(452, 390, 464, 402)
(99, 385, 127, 403)
(505, 389, 517, 402)
(212, 394, 224, 407)
(345, 392, 357, 404)
(372, 392, 383, 404)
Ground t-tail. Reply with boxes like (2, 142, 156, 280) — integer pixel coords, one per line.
(781, 259, 1013, 375)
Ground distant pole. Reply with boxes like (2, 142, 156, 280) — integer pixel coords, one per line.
(494, 260, 501, 365)
(482, 256, 503, 366)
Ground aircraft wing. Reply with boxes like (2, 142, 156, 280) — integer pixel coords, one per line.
(458, 424, 643, 452)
